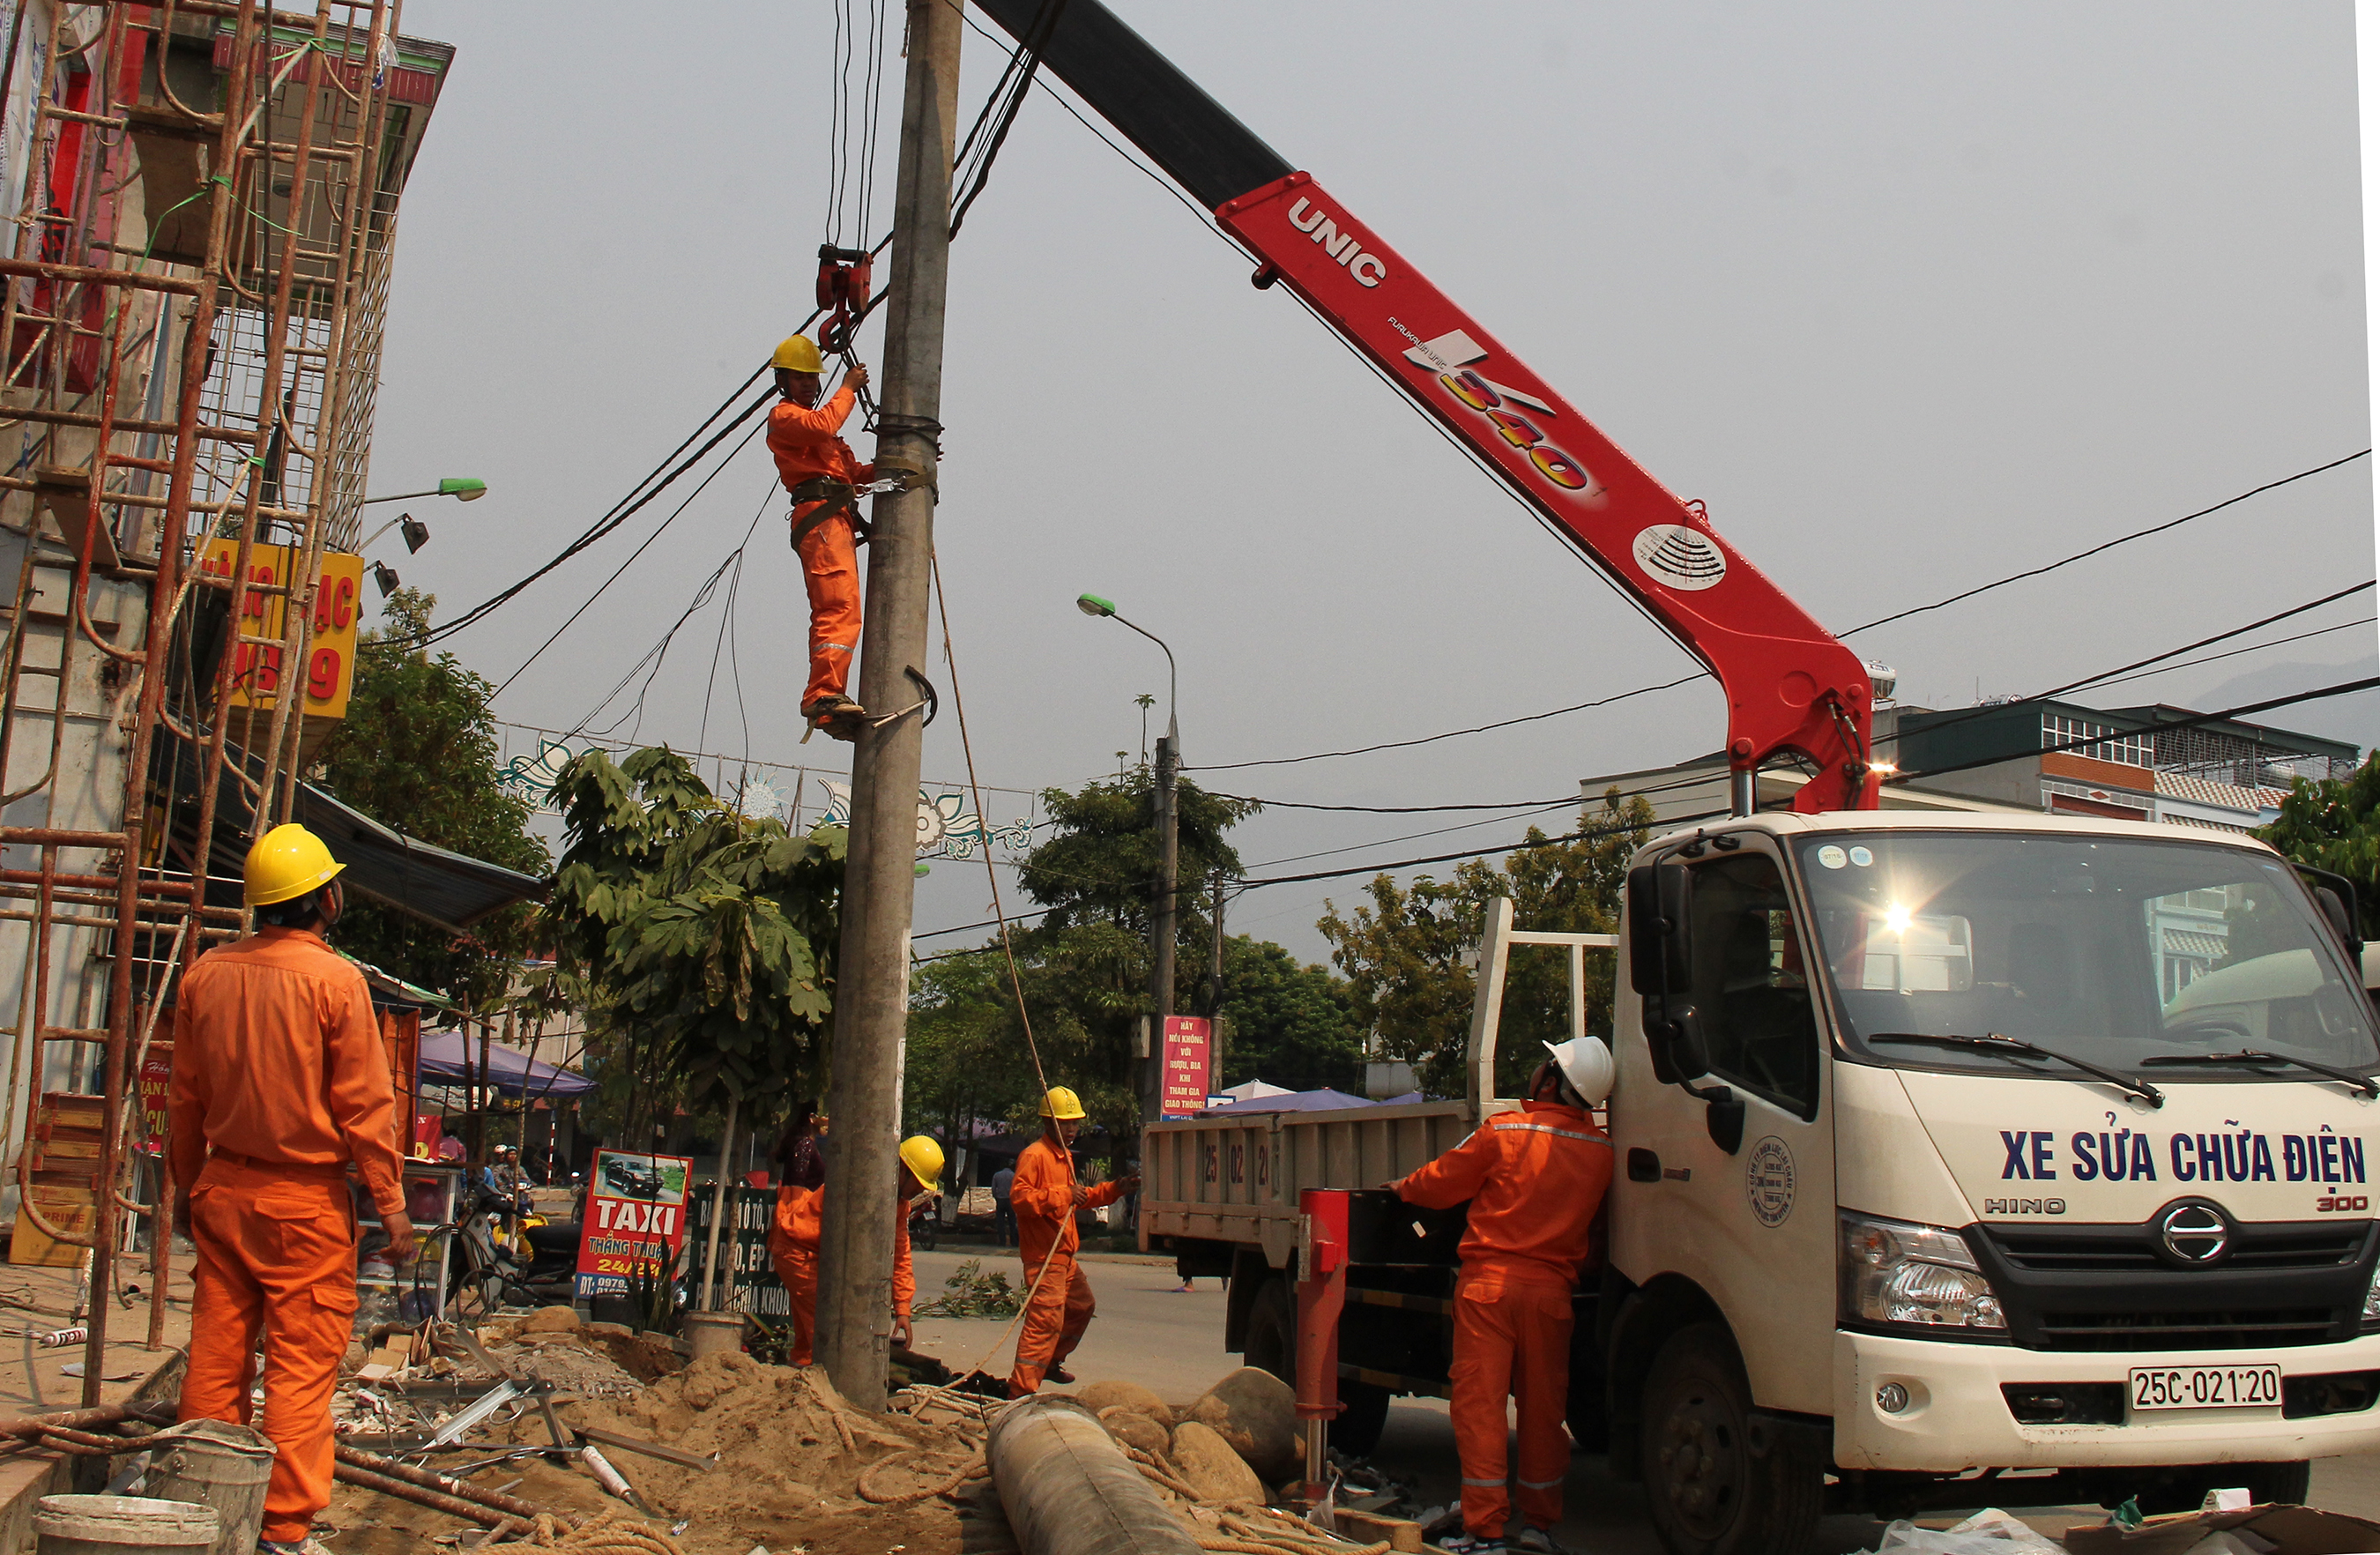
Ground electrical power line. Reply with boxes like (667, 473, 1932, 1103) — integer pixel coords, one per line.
(1841, 450, 2372, 636)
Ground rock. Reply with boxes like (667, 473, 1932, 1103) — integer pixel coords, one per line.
(582, 1321, 632, 1339)
(1170, 1419, 1264, 1504)
(1186, 1366, 1298, 1480)
(518, 1305, 581, 1334)
(1078, 1378, 1175, 1423)
(1098, 1406, 1171, 1458)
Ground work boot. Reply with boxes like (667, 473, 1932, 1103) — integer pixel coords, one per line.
(1046, 1364, 1075, 1385)
(1435, 1536, 1505, 1554)
(802, 695, 867, 743)
(1513, 1528, 1568, 1555)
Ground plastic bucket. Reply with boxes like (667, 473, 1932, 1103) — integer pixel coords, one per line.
(33, 1494, 218, 1555)
(138, 1420, 275, 1555)
(682, 1309, 745, 1359)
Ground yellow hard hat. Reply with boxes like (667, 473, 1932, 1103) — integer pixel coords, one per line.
(1040, 1086, 1087, 1121)
(898, 1135, 945, 1194)
(771, 334, 823, 374)
(243, 823, 344, 907)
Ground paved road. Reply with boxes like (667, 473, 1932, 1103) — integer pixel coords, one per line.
(908, 1246, 2380, 1552)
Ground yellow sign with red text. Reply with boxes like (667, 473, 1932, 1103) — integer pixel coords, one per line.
(200, 539, 364, 718)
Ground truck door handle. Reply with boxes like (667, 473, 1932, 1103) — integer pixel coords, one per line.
(1627, 1148, 1661, 1183)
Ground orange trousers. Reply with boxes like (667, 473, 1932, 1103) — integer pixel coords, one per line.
(180, 1156, 360, 1545)
(795, 509, 860, 707)
(1449, 1276, 1574, 1537)
(1008, 1251, 1095, 1393)
(774, 1249, 818, 1366)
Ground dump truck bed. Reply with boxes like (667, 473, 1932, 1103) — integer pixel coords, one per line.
(1140, 1098, 1483, 1269)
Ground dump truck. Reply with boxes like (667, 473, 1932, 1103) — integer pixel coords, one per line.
(963, 5, 2380, 1551)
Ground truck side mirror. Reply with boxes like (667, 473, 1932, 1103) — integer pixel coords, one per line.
(1668, 1003, 1713, 1079)
(2316, 886, 2360, 957)
(1626, 862, 1695, 997)
(2294, 866, 2365, 964)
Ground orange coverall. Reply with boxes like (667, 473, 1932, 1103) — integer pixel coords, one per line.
(1007, 1136, 1125, 1394)
(167, 926, 405, 1547)
(1395, 1101, 1613, 1540)
(766, 383, 874, 709)
(767, 1183, 915, 1367)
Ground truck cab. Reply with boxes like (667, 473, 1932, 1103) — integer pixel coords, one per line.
(1610, 810, 2380, 1553)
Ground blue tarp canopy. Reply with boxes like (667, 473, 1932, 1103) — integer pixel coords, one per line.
(1200, 1088, 1373, 1114)
(418, 1029, 594, 1099)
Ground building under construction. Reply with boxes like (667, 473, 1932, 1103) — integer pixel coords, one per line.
(0, 0, 475, 1395)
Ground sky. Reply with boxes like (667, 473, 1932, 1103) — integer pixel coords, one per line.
(370, 2, 2379, 967)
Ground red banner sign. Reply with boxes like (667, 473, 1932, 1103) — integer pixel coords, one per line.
(1161, 1016, 1211, 1119)
(574, 1150, 693, 1298)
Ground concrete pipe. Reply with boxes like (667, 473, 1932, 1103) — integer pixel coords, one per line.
(987, 1395, 1201, 1555)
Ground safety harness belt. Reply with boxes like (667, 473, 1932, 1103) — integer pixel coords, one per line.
(787, 477, 870, 551)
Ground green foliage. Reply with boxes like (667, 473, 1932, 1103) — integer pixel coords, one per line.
(1214, 936, 1360, 1091)
(1318, 789, 1655, 1097)
(539, 746, 845, 1123)
(2259, 753, 2380, 936)
(309, 588, 549, 1007)
(1019, 769, 1256, 935)
(915, 1257, 1023, 1318)
(626, 1250, 682, 1336)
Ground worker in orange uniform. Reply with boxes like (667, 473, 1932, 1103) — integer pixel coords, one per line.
(1395, 1038, 1615, 1555)
(769, 1135, 943, 1365)
(767, 332, 876, 741)
(1008, 1088, 1138, 1396)
(169, 825, 413, 1555)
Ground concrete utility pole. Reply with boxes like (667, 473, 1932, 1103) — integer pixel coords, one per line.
(815, 0, 960, 1410)
(1148, 723, 1179, 1122)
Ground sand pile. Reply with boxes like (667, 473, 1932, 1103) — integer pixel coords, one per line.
(539, 1351, 995, 1553)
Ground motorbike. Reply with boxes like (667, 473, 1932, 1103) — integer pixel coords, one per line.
(908, 1192, 940, 1252)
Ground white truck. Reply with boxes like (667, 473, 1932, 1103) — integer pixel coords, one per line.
(954, 4, 2380, 1549)
(1146, 812, 2380, 1555)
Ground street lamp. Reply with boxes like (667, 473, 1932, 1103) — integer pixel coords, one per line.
(361, 477, 487, 505)
(1076, 591, 1180, 1127)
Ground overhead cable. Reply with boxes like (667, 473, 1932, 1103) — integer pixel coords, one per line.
(1841, 450, 2372, 636)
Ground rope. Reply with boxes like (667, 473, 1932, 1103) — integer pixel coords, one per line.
(855, 1445, 989, 1505)
(484, 1509, 681, 1555)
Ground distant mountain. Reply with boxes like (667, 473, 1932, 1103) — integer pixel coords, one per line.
(2178, 653, 2378, 755)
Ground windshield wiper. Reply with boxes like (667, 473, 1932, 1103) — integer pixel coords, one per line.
(1870, 1031, 2164, 1108)
(2141, 1049, 2380, 1099)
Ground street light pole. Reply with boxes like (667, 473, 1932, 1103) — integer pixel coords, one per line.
(1076, 594, 1179, 1125)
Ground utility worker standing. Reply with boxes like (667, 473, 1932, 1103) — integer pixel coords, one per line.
(1394, 1038, 1615, 1555)
(767, 332, 875, 741)
(1007, 1088, 1138, 1396)
(170, 825, 413, 1555)
(769, 1135, 942, 1365)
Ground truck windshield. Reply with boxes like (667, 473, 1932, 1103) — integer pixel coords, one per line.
(1792, 832, 2379, 1080)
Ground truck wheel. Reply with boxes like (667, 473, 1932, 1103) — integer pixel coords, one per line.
(1244, 1276, 1296, 1382)
(2136, 1461, 2311, 1514)
(1640, 1322, 1822, 1555)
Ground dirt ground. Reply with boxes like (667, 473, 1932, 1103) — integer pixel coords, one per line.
(325, 1351, 1010, 1555)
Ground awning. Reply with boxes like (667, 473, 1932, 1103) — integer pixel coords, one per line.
(418, 1029, 593, 1099)
(160, 739, 549, 932)
(1201, 1088, 1373, 1115)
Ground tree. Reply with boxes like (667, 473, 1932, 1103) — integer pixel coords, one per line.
(537, 747, 844, 1141)
(310, 588, 549, 1008)
(899, 769, 1261, 1149)
(1214, 936, 1361, 1092)
(2260, 754, 2380, 936)
(1319, 789, 1655, 1096)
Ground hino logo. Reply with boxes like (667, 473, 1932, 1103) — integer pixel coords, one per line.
(2154, 1200, 2231, 1265)
(1287, 198, 1387, 288)
(1984, 1198, 2065, 1216)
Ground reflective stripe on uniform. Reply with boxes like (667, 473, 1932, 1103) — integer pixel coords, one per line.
(1461, 1477, 1506, 1487)
(1491, 1120, 1610, 1145)
(1517, 1477, 1564, 1489)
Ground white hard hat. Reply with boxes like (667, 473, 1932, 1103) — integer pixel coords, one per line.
(1543, 1037, 1614, 1105)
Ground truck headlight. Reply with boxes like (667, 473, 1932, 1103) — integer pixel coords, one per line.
(1841, 1211, 2007, 1334)
(2363, 1263, 2380, 1329)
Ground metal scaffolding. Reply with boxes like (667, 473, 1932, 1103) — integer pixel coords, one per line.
(0, 0, 427, 1402)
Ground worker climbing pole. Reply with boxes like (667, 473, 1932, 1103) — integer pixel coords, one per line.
(815, 0, 963, 1410)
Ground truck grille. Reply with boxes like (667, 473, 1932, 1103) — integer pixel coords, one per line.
(1983, 1223, 2370, 1274)
(1966, 1216, 2377, 1352)
(2030, 1308, 2337, 1351)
